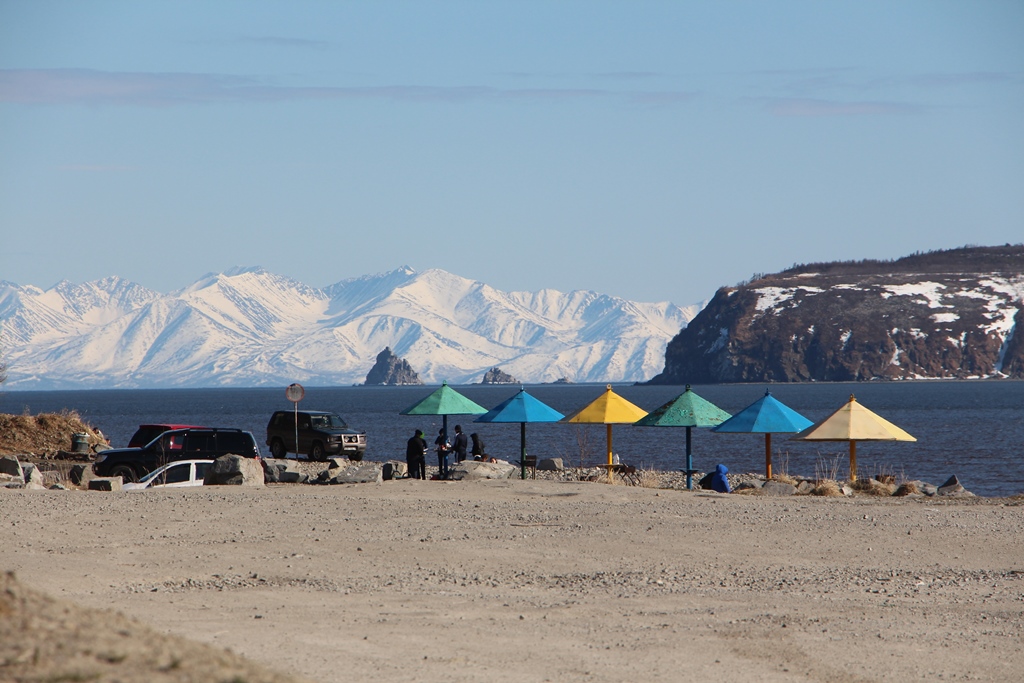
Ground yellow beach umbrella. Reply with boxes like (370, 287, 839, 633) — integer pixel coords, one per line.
(562, 385, 648, 468)
(791, 394, 916, 480)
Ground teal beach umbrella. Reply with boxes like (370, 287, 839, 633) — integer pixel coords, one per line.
(475, 387, 565, 479)
(400, 381, 488, 439)
(633, 385, 731, 490)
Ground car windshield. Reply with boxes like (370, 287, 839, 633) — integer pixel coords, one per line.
(137, 467, 163, 484)
(310, 414, 348, 429)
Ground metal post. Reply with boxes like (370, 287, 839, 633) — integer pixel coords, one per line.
(520, 422, 527, 480)
(765, 432, 773, 480)
(293, 403, 298, 458)
(685, 426, 693, 490)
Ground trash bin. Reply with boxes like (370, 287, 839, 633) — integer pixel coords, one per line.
(71, 433, 90, 454)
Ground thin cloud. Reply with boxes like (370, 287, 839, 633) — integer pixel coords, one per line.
(760, 97, 922, 117)
(56, 164, 135, 172)
(236, 35, 330, 50)
(0, 68, 696, 107)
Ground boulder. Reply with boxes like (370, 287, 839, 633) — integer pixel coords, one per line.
(907, 480, 938, 496)
(0, 456, 23, 480)
(537, 457, 564, 471)
(263, 461, 286, 483)
(69, 464, 97, 487)
(326, 462, 383, 484)
(449, 460, 516, 481)
(49, 483, 69, 491)
(758, 480, 797, 496)
(204, 455, 265, 487)
(795, 480, 815, 494)
(937, 475, 974, 498)
(733, 480, 764, 492)
(88, 477, 123, 491)
(3, 480, 24, 489)
(22, 463, 45, 487)
(382, 461, 408, 480)
(327, 457, 349, 470)
(279, 470, 309, 484)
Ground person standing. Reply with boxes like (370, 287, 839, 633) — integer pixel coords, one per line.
(406, 429, 427, 480)
(470, 433, 485, 460)
(452, 425, 468, 463)
(434, 428, 451, 479)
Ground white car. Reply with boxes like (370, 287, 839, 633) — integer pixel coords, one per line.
(122, 459, 213, 490)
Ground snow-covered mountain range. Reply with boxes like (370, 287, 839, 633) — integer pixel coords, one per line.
(0, 267, 701, 389)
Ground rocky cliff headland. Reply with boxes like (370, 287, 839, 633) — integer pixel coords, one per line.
(651, 245, 1024, 383)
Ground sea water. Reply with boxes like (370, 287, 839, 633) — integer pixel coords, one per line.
(2, 381, 1022, 497)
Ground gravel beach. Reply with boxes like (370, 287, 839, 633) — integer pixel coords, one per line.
(2, 478, 1023, 682)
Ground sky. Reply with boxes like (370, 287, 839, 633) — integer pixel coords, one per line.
(1, 1, 1022, 308)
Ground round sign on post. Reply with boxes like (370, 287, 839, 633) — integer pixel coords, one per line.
(285, 384, 304, 459)
(285, 383, 305, 403)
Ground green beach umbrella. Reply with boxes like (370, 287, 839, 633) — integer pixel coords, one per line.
(400, 381, 488, 439)
(633, 385, 731, 490)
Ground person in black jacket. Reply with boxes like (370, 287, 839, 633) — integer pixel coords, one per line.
(471, 433, 485, 460)
(434, 428, 451, 479)
(452, 425, 468, 463)
(406, 429, 427, 480)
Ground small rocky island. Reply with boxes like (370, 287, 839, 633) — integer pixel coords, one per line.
(364, 347, 423, 385)
(480, 367, 518, 384)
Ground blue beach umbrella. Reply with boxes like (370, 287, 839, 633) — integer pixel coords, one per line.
(711, 389, 813, 479)
(475, 387, 565, 480)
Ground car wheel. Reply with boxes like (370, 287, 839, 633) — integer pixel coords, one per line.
(309, 441, 325, 461)
(349, 451, 364, 462)
(110, 465, 138, 483)
(270, 439, 287, 459)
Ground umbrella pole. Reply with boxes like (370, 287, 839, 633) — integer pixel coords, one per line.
(765, 433, 773, 480)
(607, 424, 614, 482)
(520, 422, 527, 480)
(849, 440, 857, 481)
(685, 426, 693, 491)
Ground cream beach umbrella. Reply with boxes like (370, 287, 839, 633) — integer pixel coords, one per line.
(791, 394, 916, 481)
(562, 385, 648, 471)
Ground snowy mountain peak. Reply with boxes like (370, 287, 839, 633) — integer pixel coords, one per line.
(1, 268, 701, 389)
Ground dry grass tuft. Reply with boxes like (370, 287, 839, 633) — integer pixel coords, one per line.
(0, 410, 102, 458)
(811, 480, 843, 497)
(772, 473, 799, 485)
(636, 467, 662, 488)
(894, 482, 920, 497)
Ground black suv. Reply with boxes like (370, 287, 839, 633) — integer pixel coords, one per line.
(92, 428, 261, 483)
(266, 410, 367, 461)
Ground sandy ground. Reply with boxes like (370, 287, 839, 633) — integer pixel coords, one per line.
(2, 479, 1023, 683)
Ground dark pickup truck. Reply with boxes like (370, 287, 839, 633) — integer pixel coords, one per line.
(92, 428, 261, 483)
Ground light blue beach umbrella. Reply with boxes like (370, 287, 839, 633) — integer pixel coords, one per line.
(475, 387, 565, 480)
(711, 389, 813, 479)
